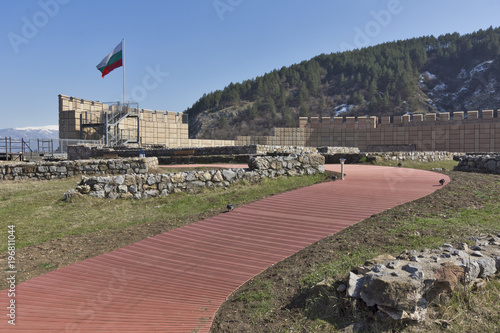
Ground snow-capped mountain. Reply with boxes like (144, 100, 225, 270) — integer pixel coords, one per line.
(0, 125, 59, 140)
(420, 59, 500, 112)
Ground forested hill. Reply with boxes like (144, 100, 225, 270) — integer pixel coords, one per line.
(185, 27, 500, 140)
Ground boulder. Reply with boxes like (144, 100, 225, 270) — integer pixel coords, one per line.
(360, 273, 423, 314)
(343, 235, 500, 323)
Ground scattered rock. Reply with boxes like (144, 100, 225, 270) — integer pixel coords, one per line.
(402, 263, 421, 274)
(476, 258, 497, 278)
(64, 189, 81, 200)
(340, 234, 500, 323)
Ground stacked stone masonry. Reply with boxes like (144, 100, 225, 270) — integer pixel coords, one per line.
(68, 154, 325, 200)
(0, 146, 456, 182)
(368, 151, 457, 162)
(0, 157, 158, 181)
(67, 144, 455, 165)
(454, 154, 500, 174)
(67, 144, 328, 160)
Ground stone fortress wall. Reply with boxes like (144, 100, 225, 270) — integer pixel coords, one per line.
(238, 111, 500, 152)
(58, 94, 235, 148)
(300, 112, 500, 152)
(59, 95, 499, 152)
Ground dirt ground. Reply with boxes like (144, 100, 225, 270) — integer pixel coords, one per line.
(2, 170, 497, 332)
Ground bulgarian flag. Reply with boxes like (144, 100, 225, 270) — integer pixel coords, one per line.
(96, 41, 123, 78)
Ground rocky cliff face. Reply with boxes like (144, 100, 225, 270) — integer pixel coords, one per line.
(422, 59, 500, 112)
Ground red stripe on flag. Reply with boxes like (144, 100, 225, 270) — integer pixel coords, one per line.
(101, 59, 123, 78)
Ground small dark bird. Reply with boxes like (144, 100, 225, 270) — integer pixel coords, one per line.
(397, 163, 402, 167)
(227, 203, 234, 212)
(439, 179, 445, 186)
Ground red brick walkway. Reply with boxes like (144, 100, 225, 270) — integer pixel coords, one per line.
(1, 165, 449, 332)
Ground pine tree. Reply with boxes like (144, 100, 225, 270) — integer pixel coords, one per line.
(299, 103, 309, 117)
(267, 97, 277, 119)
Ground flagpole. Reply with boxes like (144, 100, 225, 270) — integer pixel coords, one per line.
(122, 38, 125, 107)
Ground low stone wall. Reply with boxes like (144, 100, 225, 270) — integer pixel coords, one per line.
(316, 146, 361, 154)
(0, 157, 158, 181)
(67, 144, 320, 161)
(366, 151, 457, 162)
(322, 151, 456, 164)
(67, 154, 325, 200)
(454, 154, 500, 174)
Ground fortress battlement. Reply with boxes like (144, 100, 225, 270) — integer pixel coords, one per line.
(298, 110, 499, 130)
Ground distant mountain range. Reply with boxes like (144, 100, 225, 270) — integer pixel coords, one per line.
(0, 125, 59, 141)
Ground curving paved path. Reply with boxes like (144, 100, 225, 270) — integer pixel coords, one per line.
(1, 165, 449, 332)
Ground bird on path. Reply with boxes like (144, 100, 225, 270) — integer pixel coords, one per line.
(227, 203, 234, 212)
(439, 179, 445, 186)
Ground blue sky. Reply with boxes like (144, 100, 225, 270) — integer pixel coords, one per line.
(1, 0, 499, 128)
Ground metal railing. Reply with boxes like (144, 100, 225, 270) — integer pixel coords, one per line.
(1, 137, 101, 161)
(0, 137, 33, 161)
(80, 102, 140, 146)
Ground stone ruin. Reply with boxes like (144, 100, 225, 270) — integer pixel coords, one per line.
(65, 153, 326, 200)
(454, 154, 500, 174)
(313, 233, 500, 323)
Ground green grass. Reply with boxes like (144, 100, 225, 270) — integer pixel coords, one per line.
(301, 247, 377, 288)
(39, 263, 55, 269)
(236, 279, 274, 323)
(427, 279, 500, 333)
(0, 173, 326, 252)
